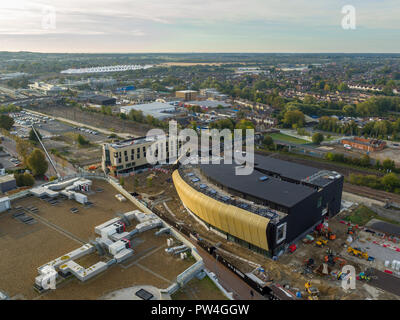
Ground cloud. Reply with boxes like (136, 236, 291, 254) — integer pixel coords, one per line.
(0, 0, 399, 52)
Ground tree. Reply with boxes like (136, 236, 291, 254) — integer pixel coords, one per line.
(235, 119, 255, 137)
(134, 177, 139, 191)
(381, 173, 400, 192)
(342, 105, 356, 116)
(76, 134, 90, 146)
(312, 132, 324, 145)
(338, 83, 349, 92)
(360, 154, 371, 167)
(382, 158, 396, 172)
(16, 138, 33, 164)
(14, 172, 35, 187)
(262, 135, 275, 150)
(0, 114, 14, 131)
(27, 149, 48, 176)
(29, 128, 42, 143)
(283, 110, 305, 128)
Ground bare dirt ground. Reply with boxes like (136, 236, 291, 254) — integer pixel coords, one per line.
(31, 105, 152, 137)
(0, 179, 195, 300)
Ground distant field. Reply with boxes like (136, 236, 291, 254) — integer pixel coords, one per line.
(159, 62, 248, 67)
(268, 133, 310, 144)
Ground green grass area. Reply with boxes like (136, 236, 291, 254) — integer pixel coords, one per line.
(268, 133, 310, 144)
(171, 275, 228, 300)
(345, 205, 400, 226)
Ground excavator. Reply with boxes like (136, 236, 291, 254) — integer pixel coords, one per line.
(347, 247, 369, 260)
(314, 224, 336, 241)
(305, 281, 319, 300)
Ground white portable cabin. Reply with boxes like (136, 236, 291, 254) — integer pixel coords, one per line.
(0, 197, 10, 213)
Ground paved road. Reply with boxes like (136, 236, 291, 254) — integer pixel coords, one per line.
(369, 269, 400, 297)
(192, 243, 266, 300)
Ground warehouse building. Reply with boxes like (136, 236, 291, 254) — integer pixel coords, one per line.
(120, 101, 180, 120)
(172, 155, 343, 256)
(341, 137, 386, 152)
(78, 93, 116, 105)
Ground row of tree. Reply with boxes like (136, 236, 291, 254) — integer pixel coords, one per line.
(348, 173, 400, 194)
(324, 152, 398, 173)
(317, 116, 400, 140)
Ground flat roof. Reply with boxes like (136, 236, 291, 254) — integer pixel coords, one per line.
(200, 163, 316, 208)
(185, 100, 230, 108)
(253, 154, 319, 181)
(0, 174, 15, 184)
(252, 155, 340, 187)
(120, 102, 178, 120)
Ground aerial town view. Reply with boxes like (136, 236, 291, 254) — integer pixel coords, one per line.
(0, 0, 400, 313)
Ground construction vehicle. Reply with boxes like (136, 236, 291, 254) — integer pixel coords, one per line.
(305, 281, 319, 300)
(347, 247, 369, 260)
(347, 226, 357, 235)
(315, 238, 328, 247)
(357, 272, 371, 282)
(333, 257, 347, 268)
(303, 258, 315, 274)
(324, 254, 336, 266)
(320, 226, 336, 240)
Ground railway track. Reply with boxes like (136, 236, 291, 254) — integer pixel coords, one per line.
(268, 152, 384, 177)
(343, 183, 400, 204)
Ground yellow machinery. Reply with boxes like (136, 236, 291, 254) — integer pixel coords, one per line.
(315, 238, 328, 247)
(305, 281, 319, 300)
(347, 247, 369, 260)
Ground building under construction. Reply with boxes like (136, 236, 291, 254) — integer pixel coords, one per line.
(172, 155, 344, 257)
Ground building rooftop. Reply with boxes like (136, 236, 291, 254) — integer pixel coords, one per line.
(107, 135, 165, 149)
(120, 102, 179, 120)
(200, 163, 317, 208)
(253, 154, 319, 181)
(0, 174, 16, 184)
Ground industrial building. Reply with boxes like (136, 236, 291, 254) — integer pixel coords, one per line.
(341, 137, 386, 152)
(102, 135, 184, 175)
(172, 154, 343, 256)
(78, 93, 116, 106)
(120, 101, 180, 120)
(183, 100, 231, 110)
(28, 82, 67, 95)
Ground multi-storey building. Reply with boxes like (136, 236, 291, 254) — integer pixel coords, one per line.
(102, 135, 183, 175)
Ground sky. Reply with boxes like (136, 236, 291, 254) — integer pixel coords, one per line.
(0, 0, 399, 53)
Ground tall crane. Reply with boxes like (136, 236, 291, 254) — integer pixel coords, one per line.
(30, 125, 61, 179)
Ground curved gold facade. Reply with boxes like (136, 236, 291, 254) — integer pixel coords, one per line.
(172, 170, 270, 251)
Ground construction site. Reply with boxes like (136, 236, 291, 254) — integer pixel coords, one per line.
(1, 118, 400, 301)
(118, 164, 400, 300)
